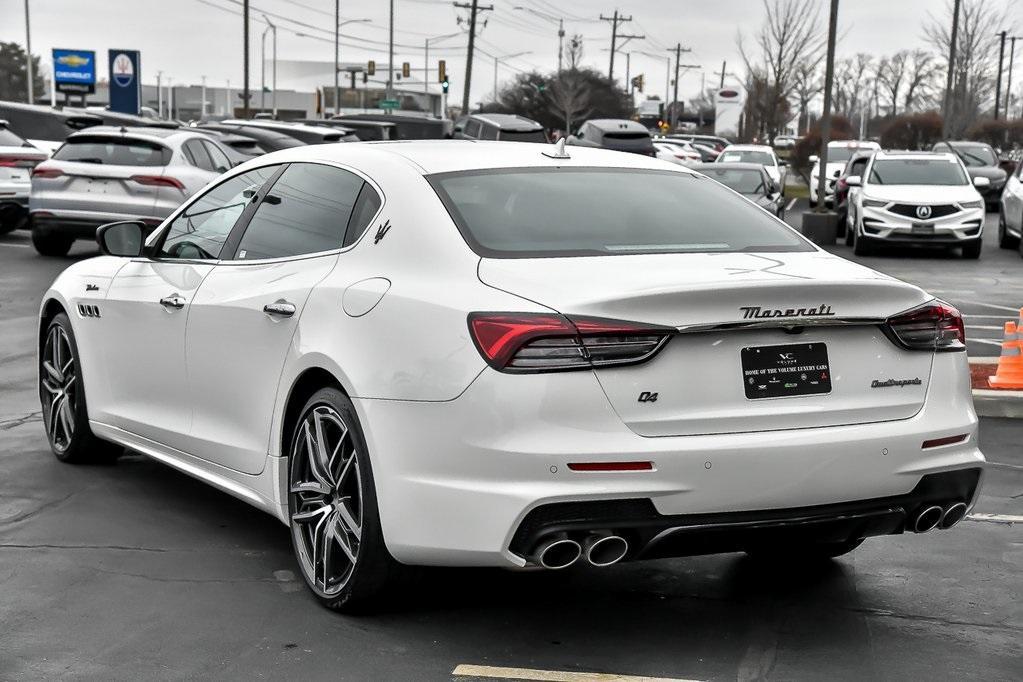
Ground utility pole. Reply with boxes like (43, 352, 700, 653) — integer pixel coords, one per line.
(558, 19, 564, 73)
(995, 30, 1007, 120)
(24, 0, 33, 104)
(261, 22, 270, 111)
(201, 75, 207, 118)
(716, 60, 727, 90)
(942, 0, 961, 138)
(1006, 37, 1020, 119)
(455, 0, 493, 114)
(667, 43, 693, 131)
(387, 0, 395, 100)
(156, 71, 163, 118)
(815, 0, 840, 216)
(242, 0, 250, 118)
(335, 0, 340, 116)
(600, 11, 634, 81)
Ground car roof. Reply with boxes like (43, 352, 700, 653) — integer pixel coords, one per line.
(874, 150, 958, 161)
(828, 139, 880, 148)
(0, 100, 103, 124)
(941, 140, 991, 148)
(722, 144, 773, 152)
(323, 119, 396, 129)
(585, 119, 648, 133)
(67, 125, 202, 142)
(223, 119, 344, 135)
(239, 139, 690, 176)
(694, 162, 766, 172)
(471, 113, 544, 130)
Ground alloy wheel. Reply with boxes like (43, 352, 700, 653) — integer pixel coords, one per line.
(40, 325, 77, 453)
(289, 405, 363, 597)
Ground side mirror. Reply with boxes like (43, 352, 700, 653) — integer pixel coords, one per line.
(845, 175, 862, 187)
(778, 159, 788, 167)
(808, 154, 819, 164)
(973, 176, 991, 188)
(97, 220, 147, 257)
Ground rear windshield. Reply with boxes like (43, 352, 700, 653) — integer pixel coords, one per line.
(429, 168, 810, 258)
(868, 158, 969, 186)
(52, 136, 171, 166)
(498, 129, 547, 143)
(0, 127, 30, 147)
(952, 145, 997, 167)
(0, 107, 99, 141)
(700, 168, 766, 194)
(719, 150, 774, 165)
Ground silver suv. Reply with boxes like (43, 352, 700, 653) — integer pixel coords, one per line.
(29, 126, 235, 256)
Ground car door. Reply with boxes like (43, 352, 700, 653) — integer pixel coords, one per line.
(181, 162, 376, 474)
(1004, 162, 1023, 233)
(97, 165, 282, 447)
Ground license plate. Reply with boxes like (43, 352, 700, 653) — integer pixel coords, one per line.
(911, 223, 935, 234)
(741, 342, 832, 400)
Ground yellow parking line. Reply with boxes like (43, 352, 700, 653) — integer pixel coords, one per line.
(452, 664, 702, 682)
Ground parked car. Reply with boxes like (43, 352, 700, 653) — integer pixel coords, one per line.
(222, 119, 358, 145)
(665, 133, 730, 152)
(653, 140, 701, 166)
(932, 141, 1007, 211)
(773, 134, 800, 149)
(690, 141, 721, 161)
(333, 113, 450, 140)
(39, 141, 983, 612)
(68, 107, 179, 129)
(294, 118, 399, 141)
(694, 162, 787, 218)
(835, 149, 878, 235)
(0, 101, 102, 154)
(809, 140, 881, 207)
(845, 150, 987, 258)
(997, 158, 1023, 256)
(567, 119, 656, 156)
(453, 114, 547, 142)
(196, 123, 305, 154)
(29, 126, 235, 256)
(655, 137, 716, 162)
(716, 144, 786, 191)
(188, 128, 260, 165)
(0, 119, 48, 233)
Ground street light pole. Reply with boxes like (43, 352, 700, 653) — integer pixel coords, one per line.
(942, 0, 961, 138)
(995, 30, 1007, 120)
(262, 15, 277, 117)
(425, 32, 461, 97)
(261, 24, 269, 111)
(493, 51, 530, 102)
(387, 0, 394, 100)
(335, 0, 340, 116)
(24, 0, 33, 104)
(815, 0, 840, 216)
(1006, 37, 1020, 119)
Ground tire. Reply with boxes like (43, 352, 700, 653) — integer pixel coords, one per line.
(999, 209, 1021, 249)
(746, 538, 864, 562)
(844, 215, 855, 246)
(32, 228, 73, 257)
(39, 313, 122, 464)
(852, 222, 875, 256)
(0, 204, 25, 235)
(287, 387, 405, 613)
(961, 239, 982, 259)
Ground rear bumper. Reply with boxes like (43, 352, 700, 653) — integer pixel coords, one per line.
(354, 352, 983, 568)
(30, 210, 164, 240)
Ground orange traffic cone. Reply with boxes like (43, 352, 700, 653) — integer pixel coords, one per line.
(989, 320, 1023, 389)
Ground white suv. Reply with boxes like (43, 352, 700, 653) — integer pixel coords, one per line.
(845, 151, 988, 258)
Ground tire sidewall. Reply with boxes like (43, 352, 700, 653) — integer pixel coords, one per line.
(41, 313, 91, 461)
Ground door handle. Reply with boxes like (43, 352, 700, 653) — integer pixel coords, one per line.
(263, 301, 296, 318)
(159, 294, 186, 310)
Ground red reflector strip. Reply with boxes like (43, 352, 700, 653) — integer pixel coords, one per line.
(921, 434, 969, 449)
(567, 461, 654, 472)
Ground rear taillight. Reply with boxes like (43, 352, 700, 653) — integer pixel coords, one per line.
(0, 155, 43, 169)
(468, 312, 673, 372)
(31, 166, 65, 179)
(130, 174, 185, 190)
(883, 301, 965, 352)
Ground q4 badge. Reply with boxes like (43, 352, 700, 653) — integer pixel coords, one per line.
(374, 219, 392, 244)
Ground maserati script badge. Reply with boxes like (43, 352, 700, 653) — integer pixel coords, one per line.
(871, 378, 922, 388)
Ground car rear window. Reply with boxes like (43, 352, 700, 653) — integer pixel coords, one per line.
(0, 127, 29, 146)
(701, 168, 766, 194)
(499, 129, 547, 143)
(429, 168, 811, 258)
(719, 150, 775, 165)
(52, 136, 171, 166)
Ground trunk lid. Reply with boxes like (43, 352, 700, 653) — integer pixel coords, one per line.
(478, 251, 935, 436)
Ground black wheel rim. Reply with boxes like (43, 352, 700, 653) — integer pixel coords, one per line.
(40, 325, 76, 453)
(289, 404, 363, 597)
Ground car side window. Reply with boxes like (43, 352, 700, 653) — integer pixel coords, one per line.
(464, 119, 482, 138)
(851, 159, 867, 175)
(184, 139, 215, 172)
(202, 140, 232, 173)
(157, 166, 279, 260)
(232, 163, 363, 260)
(343, 182, 383, 247)
(480, 124, 499, 141)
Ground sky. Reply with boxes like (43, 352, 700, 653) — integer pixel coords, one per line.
(1, 0, 1018, 109)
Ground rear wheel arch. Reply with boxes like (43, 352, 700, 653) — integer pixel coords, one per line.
(280, 367, 350, 462)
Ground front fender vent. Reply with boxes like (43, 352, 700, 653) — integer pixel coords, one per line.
(77, 304, 101, 318)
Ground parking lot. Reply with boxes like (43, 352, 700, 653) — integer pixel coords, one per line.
(0, 224, 1020, 681)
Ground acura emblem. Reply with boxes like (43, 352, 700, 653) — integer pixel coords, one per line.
(915, 205, 932, 219)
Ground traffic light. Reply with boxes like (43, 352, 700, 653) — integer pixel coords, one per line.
(631, 74, 644, 93)
(402, 62, 410, 78)
(367, 60, 376, 76)
(438, 60, 446, 83)
(363, 71, 368, 84)
(442, 78, 450, 94)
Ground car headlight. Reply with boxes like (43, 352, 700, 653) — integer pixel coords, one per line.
(862, 198, 888, 208)
(959, 199, 983, 209)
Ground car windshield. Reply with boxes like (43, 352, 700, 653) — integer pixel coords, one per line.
(52, 136, 171, 166)
(700, 168, 766, 194)
(868, 158, 969, 186)
(827, 146, 867, 162)
(429, 168, 810, 258)
(952, 145, 998, 167)
(719, 150, 774, 165)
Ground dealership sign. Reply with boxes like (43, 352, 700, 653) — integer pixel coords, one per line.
(108, 50, 142, 115)
(52, 48, 96, 94)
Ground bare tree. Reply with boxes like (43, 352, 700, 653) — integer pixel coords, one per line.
(924, 0, 1010, 135)
(833, 54, 874, 120)
(876, 51, 909, 116)
(737, 0, 823, 140)
(546, 70, 592, 133)
(902, 49, 939, 112)
(791, 62, 822, 134)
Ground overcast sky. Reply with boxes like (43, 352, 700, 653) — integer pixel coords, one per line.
(2, 0, 1018, 107)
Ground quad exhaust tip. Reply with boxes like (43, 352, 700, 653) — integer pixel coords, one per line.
(583, 534, 629, 567)
(914, 505, 944, 533)
(535, 537, 582, 570)
(940, 502, 968, 529)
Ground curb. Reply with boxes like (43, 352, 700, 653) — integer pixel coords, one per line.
(969, 358, 1023, 419)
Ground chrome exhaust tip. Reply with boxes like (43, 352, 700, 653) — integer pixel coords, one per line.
(939, 502, 968, 529)
(583, 534, 629, 567)
(914, 505, 944, 533)
(534, 537, 582, 570)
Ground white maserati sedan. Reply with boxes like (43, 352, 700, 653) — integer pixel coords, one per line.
(39, 140, 985, 611)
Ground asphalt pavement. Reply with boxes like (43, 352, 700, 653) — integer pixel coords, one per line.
(0, 229, 1021, 681)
